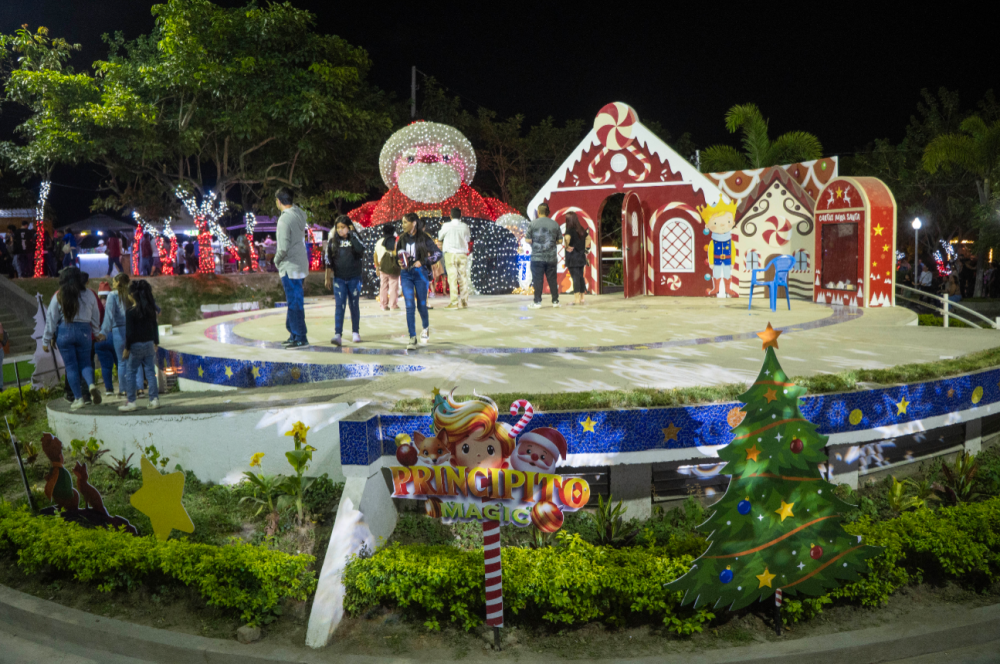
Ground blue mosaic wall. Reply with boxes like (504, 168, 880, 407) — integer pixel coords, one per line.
(159, 348, 424, 389)
(340, 367, 1000, 466)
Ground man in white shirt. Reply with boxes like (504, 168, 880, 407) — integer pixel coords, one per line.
(436, 207, 471, 309)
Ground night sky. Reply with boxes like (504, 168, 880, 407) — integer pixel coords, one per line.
(1, 1, 989, 224)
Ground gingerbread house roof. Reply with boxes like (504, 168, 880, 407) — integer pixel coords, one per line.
(706, 157, 838, 202)
(736, 166, 816, 219)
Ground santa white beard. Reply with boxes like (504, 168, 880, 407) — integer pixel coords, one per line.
(397, 163, 461, 203)
(510, 449, 558, 474)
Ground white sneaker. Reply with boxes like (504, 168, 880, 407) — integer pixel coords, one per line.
(118, 402, 137, 412)
(104, 391, 116, 398)
(420, 328, 430, 343)
(352, 332, 362, 343)
(70, 399, 86, 411)
(331, 334, 342, 346)
(528, 302, 542, 309)
(552, 301, 560, 308)
(148, 398, 160, 410)
(406, 336, 418, 350)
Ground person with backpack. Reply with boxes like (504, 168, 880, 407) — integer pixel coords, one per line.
(119, 279, 160, 411)
(42, 267, 105, 410)
(375, 223, 400, 311)
(396, 213, 439, 350)
(324, 216, 366, 346)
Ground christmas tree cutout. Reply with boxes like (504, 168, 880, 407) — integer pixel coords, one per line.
(668, 323, 880, 611)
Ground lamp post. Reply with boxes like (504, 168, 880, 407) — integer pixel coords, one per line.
(912, 218, 922, 287)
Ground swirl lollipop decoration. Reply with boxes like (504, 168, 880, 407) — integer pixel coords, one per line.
(594, 102, 638, 151)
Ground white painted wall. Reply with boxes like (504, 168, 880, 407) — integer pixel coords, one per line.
(47, 401, 366, 485)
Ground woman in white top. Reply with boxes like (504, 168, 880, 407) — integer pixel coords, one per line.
(42, 267, 105, 409)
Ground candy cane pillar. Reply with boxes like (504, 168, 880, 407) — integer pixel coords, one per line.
(483, 520, 504, 629)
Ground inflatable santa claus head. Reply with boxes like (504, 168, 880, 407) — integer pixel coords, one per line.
(379, 121, 477, 204)
(511, 427, 568, 474)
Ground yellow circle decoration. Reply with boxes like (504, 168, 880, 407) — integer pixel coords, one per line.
(848, 409, 863, 426)
(972, 386, 983, 404)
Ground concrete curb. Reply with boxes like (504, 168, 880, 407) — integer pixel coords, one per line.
(1, 584, 998, 664)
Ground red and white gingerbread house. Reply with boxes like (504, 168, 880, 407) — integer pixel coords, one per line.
(527, 102, 724, 297)
(813, 177, 897, 307)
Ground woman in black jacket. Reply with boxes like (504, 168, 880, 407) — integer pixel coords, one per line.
(395, 212, 439, 350)
(325, 216, 366, 346)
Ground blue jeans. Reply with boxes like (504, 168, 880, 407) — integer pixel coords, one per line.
(112, 327, 127, 392)
(107, 256, 123, 275)
(947, 293, 962, 303)
(95, 336, 118, 392)
(281, 275, 308, 342)
(334, 276, 362, 335)
(125, 341, 158, 402)
(400, 267, 430, 338)
(140, 256, 153, 276)
(56, 322, 95, 400)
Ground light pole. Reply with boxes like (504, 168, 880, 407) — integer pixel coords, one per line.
(912, 218, 922, 287)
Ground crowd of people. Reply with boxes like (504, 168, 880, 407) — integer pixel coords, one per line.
(897, 244, 1000, 304)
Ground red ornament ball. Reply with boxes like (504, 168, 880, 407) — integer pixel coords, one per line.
(790, 438, 804, 454)
(531, 501, 564, 533)
(810, 544, 823, 560)
(395, 443, 418, 467)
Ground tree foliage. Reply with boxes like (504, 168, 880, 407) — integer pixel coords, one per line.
(699, 103, 822, 173)
(0, 1, 393, 218)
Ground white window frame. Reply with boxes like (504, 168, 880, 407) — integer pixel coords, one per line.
(658, 217, 695, 274)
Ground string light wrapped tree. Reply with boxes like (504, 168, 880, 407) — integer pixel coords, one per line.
(33, 180, 51, 277)
(667, 323, 879, 617)
(244, 212, 259, 272)
(175, 187, 228, 274)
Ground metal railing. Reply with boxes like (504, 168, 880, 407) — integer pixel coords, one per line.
(0, 275, 39, 327)
(895, 284, 998, 330)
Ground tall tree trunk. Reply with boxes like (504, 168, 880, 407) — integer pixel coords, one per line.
(973, 178, 990, 298)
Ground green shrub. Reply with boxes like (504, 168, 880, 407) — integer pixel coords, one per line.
(345, 533, 713, 634)
(0, 503, 316, 625)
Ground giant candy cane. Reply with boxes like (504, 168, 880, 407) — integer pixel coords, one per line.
(509, 399, 534, 435)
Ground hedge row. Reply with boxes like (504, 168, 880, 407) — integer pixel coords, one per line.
(345, 498, 1000, 631)
(0, 503, 317, 625)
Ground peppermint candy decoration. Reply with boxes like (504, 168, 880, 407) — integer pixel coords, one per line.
(762, 216, 792, 246)
(594, 102, 638, 150)
(666, 274, 683, 291)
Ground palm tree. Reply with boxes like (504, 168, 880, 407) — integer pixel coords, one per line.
(699, 104, 823, 173)
(924, 116, 1000, 296)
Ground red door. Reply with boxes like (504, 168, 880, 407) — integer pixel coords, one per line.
(621, 192, 645, 298)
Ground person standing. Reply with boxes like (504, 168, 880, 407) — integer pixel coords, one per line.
(273, 188, 310, 348)
(374, 224, 400, 311)
(139, 233, 154, 276)
(525, 203, 562, 309)
(324, 216, 366, 345)
(21, 221, 35, 277)
(106, 231, 123, 276)
(61, 227, 79, 270)
(7, 225, 22, 278)
(263, 235, 277, 271)
(118, 279, 160, 411)
(98, 272, 130, 397)
(436, 207, 471, 310)
(563, 211, 593, 305)
(396, 213, 436, 350)
(41, 268, 104, 410)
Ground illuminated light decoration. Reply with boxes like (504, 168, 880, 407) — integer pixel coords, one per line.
(159, 217, 177, 276)
(33, 180, 51, 277)
(352, 183, 517, 228)
(244, 212, 260, 272)
(131, 211, 161, 275)
(305, 226, 322, 271)
(174, 187, 231, 274)
(932, 239, 957, 277)
(378, 121, 476, 203)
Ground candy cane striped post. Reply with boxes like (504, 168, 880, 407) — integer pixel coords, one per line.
(774, 588, 783, 636)
(483, 520, 504, 630)
(509, 399, 534, 436)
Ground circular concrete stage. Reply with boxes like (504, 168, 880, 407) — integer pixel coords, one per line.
(157, 294, 1000, 400)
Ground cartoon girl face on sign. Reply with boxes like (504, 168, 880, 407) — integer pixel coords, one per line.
(432, 389, 515, 470)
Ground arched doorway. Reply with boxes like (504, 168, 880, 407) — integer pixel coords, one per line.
(597, 193, 624, 294)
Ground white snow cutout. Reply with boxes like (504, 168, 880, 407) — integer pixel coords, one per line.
(30, 295, 64, 388)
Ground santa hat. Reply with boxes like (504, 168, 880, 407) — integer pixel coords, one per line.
(518, 427, 567, 460)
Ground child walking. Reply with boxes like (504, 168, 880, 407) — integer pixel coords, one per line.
(324, 216, 366, 345)
(118, 279, 160, 411)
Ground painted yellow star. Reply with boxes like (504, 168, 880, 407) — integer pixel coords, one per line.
(756, 567, 776, 589)
(757, 322, 781, 350)
(745, 444, 761, 462)
(775, 500, 795, 522)
(896, 397, 909, 415)
(225, 366, 233, 379)
(835, 187, 843, 198)
(252, 366, 261, 378)
(129, 457, 194, 541)
(763, 388, 778, 403)
(873, 223, 884, 236)
(662, 423, 680, 443)
(883, 244, 890, 252)
(872, 261, 878, 268)
(198, 366, 204, 377)
(431, 387, 441, 397)
(581, 416, 597, 433)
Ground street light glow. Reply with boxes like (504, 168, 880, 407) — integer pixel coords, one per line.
(911, 218, 922, 230)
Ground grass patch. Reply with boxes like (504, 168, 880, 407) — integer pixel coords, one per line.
(919, 314, 972, 328)
(392, 345, 1000, 413)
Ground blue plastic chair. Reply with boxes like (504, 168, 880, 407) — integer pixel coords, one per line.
(748, 254, 796, 312)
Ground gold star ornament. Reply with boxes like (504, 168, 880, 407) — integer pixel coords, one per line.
(130, 457, 194, 541)
(662, 423, 680, 443)
(763, 388, 778, 403)
(896, 397, 909, 415)
(581, 416, 597, 433)
(745, 444, 762, 462)
(775, 500, 795, 522)
(757, 323, 781, 350)
(225, 366, 233, 379)
(756, 567, 776, 589)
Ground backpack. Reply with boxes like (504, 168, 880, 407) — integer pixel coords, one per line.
(378, 239, 400, 275)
